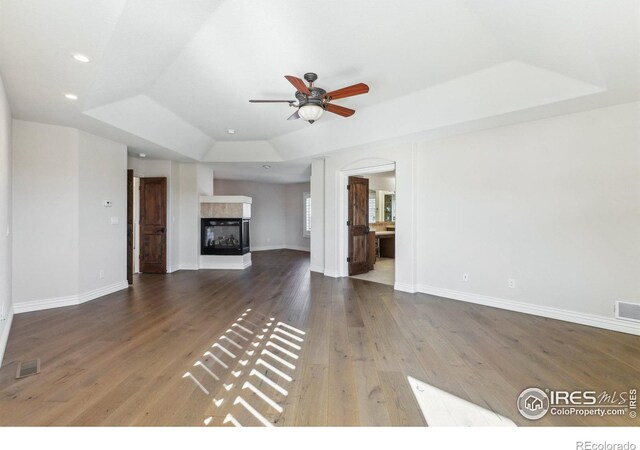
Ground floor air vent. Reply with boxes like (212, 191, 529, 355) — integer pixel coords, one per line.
(616, 301, 640, 323)
(16, 359, 40, 379)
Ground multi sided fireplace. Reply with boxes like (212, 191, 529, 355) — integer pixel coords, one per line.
(201, 218, 250, 255)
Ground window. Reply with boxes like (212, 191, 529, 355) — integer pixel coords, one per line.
(368, 190, 377, 223)
(304, 192, 311, 237)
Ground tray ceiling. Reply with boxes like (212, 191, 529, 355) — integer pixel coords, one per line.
(1, 0, 638, 165)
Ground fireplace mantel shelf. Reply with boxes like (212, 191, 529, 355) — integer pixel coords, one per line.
(200, 195, 252, 204)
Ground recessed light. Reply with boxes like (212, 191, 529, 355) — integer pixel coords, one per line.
(262, 165, 271, 169)
(139, 153, 146, 158)
(72, 53, 90, 63)
(64, 93, 78, 100)
(227, 129, 236, 134)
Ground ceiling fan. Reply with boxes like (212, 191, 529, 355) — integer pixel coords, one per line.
(249, 72, 369, 124)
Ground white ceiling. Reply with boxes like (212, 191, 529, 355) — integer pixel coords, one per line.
(211, 160, 312, 184)
(1, 0, 639, 181)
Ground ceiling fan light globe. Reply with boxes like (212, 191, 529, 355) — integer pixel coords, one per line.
(298, 104, 324, 122)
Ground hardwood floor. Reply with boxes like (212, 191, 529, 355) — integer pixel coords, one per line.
(0, 249, 638, 426)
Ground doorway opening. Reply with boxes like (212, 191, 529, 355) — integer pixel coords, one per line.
(127, 172, 167, 282)
(343, 165, 396, 286)
(127, 173, 142, 283)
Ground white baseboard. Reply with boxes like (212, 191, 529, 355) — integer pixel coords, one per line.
(14, 293, 78, 313)
(284, 245, 310, 252)
(416, 284, 640, 336)
(167, 265, 200, 273)
(14, 281, 129, 314)
(309, 265, 325, 273)
(176, 264, 199, 271)
(324, 270, 340, 278)
(0, 304, 14, 367)
(77, 281, 129, 305)
(394, 282, 417, 293)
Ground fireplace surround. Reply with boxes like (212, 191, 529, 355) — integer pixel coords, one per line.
(199, 195, 252, 270)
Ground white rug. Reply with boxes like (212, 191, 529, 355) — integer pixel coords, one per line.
(408, 376, 516, 427)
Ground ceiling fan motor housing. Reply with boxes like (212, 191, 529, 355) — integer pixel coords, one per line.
(295, 87, 326, 108)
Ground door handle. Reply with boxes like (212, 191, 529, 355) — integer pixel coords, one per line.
(159, 227, 165, 233)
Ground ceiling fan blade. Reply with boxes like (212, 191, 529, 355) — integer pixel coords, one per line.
(284, 75, 311, 96)
(324, 83, 369, 101)
(287, 110, 300, 120)
(324, 103, 355, 117)
(249, 100, 295, 103)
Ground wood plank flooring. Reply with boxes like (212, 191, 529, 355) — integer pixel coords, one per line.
(0, 249, 638, 426)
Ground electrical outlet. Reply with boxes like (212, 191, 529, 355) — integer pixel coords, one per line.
(462, 273, 469, 282)
(99, 270, 105, 279)
(508, 278, 516, 288)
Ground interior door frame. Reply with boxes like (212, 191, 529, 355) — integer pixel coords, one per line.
(139, 176, 168, 274)
(127, 169, 134, 284)
(339, 162, 396, 277)
(347, 175, 371, 276)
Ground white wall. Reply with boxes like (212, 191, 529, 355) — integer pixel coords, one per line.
(178, 163, 199, 270)
(12, 121, 128, 313)
(415, 101, 640, 323)
(169, 161, 181, 271)
(78, 131, 127, 294)
(12, 121, 80, 304)
(317, 101, 640, 334)
(196, 164, 214, 196)
(214, 179, 310, 252)
(214, 179, 286, 250)
(284, 182, 311, 251)
(310, 159, 325, 272)
(128, 157, 171, 178)
(366, 172, 395, 192)
(0, 74, 13, 365)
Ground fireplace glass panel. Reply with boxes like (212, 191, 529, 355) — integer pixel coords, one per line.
(201, 219, 250, 255)
(242, 220, 250, 252)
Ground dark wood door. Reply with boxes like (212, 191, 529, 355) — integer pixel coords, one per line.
(140, 177, 167, 274)
(348, 176, 370, 276)
(127, 169, 134, 284)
